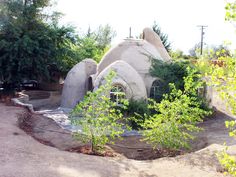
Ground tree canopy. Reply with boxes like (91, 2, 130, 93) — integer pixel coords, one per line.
(0, 0, 80, 86)
(0, 0, 116, 88)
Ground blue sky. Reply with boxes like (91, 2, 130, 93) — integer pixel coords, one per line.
(56, 0, 236, 54)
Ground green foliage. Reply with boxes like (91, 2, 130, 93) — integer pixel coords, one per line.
(170, 49, 192, 60)
(152, 21, 171, 52)
(217, 147, 236, 176)
(0, 0, 80, 86)
(77, 24, 116, 63)
(198, 28, 236, 176)
(141, 67, 211, 150)
(189, 43, 201, 58)
(197, 4, 236, 173)
(150, 59, 191, 101)
(225, 1, 236, 22)
(125, 99, 150, 130)
(211, 45, 232, 59)
(76, 35, 109, 63)
(199, 53, 236, 176)
(93, 24, 116, 51)
(70, 70, 129, 153)
(189, 43, 232, 60)
(218, 120, 236, 176)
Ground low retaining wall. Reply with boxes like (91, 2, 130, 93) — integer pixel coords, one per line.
(12, 91, 61, 113)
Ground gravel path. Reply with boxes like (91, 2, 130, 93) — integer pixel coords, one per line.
(0, 103, 232, 177)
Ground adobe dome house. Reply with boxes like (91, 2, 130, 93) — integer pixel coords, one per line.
(61, 28, 171, 109)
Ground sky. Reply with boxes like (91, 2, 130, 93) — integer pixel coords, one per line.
(55, 0, 236, 54)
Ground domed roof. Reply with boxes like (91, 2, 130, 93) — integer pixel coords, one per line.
(94, 60, 147, 100)
(143, 27, 171, 61)
(97, 39, 164, 74)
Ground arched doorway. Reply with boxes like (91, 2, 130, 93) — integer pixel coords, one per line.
(87, 76, 93, 92)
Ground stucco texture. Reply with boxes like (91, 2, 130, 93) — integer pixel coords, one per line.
(94, 60, 147, 100)
(61, 59, 97, 108)
(61, 28, 171, 108)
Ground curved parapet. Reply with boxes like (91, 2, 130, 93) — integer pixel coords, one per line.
(94, 60, 147, 100)
(97, 39, 163, 74)
(143, 27, 171, 61)
(61, 59, 97, 108)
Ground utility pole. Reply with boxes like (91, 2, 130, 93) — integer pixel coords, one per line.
(129, 27, 132, 38)
(197, 25, 207, 55)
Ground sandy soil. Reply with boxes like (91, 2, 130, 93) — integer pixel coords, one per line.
(0, 103, 234, 177)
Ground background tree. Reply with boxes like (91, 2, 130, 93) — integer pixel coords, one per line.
(210, 44, 232, 59)
(170, 49, 193, 60)
(189, 43, 201, 58)
(0, 0, 80, 88)
(152, 21, 171, 52)
(93, 24, 116, 51)
(76, 25, 116, 63)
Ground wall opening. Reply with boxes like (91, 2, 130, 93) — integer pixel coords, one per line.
(110, 85, 125, 105)
(150, 80, 163, 100)
(88, 76, 93, 92)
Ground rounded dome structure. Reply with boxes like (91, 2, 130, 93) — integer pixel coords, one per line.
(97, 39, 163, 74)
(94, 60, 147, 100)
(143, 27, 171, 61)
(61, 59, 97, 108)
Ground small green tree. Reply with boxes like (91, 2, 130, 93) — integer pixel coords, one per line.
(70, 70, 129, 153)
(141, 67, 211, 150)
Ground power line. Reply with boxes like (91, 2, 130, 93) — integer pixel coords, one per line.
(197, 25, 208, 55)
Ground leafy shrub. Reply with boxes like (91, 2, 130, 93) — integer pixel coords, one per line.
(217, 147, 236, 176)
(141, 67, 211, 150)
(125, 99, 150, 130)
(149, 59, 191, 102)
(70, 70, 129, 153)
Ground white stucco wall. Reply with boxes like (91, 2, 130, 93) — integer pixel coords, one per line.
(97, 39, 163, 74)
(61, 59, 97, 108)
(143, 27, 171, 61)
(94, 60, 147, 100)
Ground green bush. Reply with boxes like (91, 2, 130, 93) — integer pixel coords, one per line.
(141, 67, 212, 150)
(125, 99, 150, 130)
(150, 59, 191, 102)
(70, 70, 129, 153)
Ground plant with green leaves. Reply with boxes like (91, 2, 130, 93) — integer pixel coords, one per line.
(0, 0, 80, 88)
(150, 59, 193, 102)
(141, 67, 211, 150)
(199, 53, 236, 175)
(77, 24, 116, 63)
(70, 70, 129, 153)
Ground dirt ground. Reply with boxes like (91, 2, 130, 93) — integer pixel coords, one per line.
(18, 107, 236, 160)
(0, 104, 235, 177)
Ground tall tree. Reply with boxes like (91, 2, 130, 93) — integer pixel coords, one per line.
(76, 24, 116, 63)
(152, 21, 171, 52)
(0, 0, 80, 88)
(93, 24, 116, 50)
